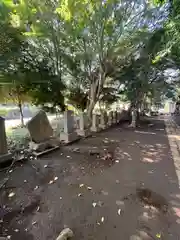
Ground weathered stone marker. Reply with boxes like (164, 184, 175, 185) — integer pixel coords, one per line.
(108, 111, 113, 126)
(60, 110, 79, 143)
(77, 112, 91, 137)
(113, 111, 117, 124)
(27, 110, 59, 154)
(99, 111, 108, 129)
(117, 111, 120, 123)
(0, 117, 12, 163)
(90, 114, 100, 132)
(27, 110, 53, 143)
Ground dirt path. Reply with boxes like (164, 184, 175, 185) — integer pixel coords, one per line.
(0, 117, 180, 240)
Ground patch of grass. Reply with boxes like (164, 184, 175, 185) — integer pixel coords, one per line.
(0, 109, 8, 116)
(7, 127, 30, 149)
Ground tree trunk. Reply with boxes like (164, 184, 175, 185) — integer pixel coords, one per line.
(18, 102, 24, 127)
(87, 99, 96, 118)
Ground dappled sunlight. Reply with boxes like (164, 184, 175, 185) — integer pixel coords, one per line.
(142, 157, 154, 163)
(169, 134, 180, 141)
(156, 143, 167, 149)
(172, 207, 180, 218)
(135, 130, 156, 135)
(140, 142, 168, 163)
(114, 146, 133, 161)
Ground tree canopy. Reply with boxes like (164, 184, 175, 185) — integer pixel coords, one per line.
(0, 0, 178, 121)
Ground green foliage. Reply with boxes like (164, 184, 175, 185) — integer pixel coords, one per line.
(0, 3, 23, 73)
(0, 0, 175, 115)
(99, 87, 120, 106)
(66, 87, 88, 111)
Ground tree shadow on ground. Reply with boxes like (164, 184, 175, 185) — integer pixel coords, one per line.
(0, 118, 180, 239)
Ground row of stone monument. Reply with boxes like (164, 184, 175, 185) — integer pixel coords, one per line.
(0, 109, 129, 161)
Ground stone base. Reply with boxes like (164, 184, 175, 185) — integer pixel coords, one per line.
(108, 121, 113, 127)
(99, 124, 107, 130)
(0, 153, 13, 163)
(90, 126, 100, 132)
(60, 131, 79, 143)
(29, 137, 60, 152)
(77, 129, 91, 137)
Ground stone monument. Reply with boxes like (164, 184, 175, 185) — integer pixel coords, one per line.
(60, 110, 79, 143)
(90, 114, 100, 132)
(99, 111, 108, 129)
(77, 112, 91, 137)
(113, 111, 117, 124)
(108, 111, 113, 126)
(27, 110, 59, 154)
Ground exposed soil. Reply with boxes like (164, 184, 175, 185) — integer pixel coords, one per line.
(0, 118, 180, 240)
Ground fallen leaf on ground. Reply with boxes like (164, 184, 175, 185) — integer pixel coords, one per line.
(115, 160, 119, 163)
(24, 180, 27, 183)
(67, 156, 71, 158)
(7, 236, 11, 239)
(32, 221, 37, 225)
(9, 170, 13, 173)
(173, 207, 180, 217)
(73, 148, 80, 152)
(101, 217, 104, 223)
(156, 233, 161, 238)
(79, 184, 84, 188)
(78, 193, 82, 197)
(14, 229, 19, 232)
(92, 202, 97, 207)
(101, 190, 108, 196)
(36, 206, 40, 212)
(87, 187, 92, 190)
(118, 209, 122, 215)
(8, 192, 15, 198)
(116, 200, 124, 206)
(34, 186, 39, 190)
(97, 222, 100, 225)
(60, 197, 62, 200)
(48, 180, 54, 185)
(54, 176, 58, 181)
(44, 165, 48, 168)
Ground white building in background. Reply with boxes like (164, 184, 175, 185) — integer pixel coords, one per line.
(169, 101, 176, 113)
(164, 100, 176, 114)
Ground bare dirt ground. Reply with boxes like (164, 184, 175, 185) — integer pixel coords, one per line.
(0, 117, 180, 240)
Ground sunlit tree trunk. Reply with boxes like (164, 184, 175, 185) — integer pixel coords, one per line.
(16, 89, 24, 127)
(18, 101, 24, 127)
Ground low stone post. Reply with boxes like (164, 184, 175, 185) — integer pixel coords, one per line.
(90, 114, 100, 132)
(113, 111, 117, 124)
(108, 111, 113, 126)
(77, 112, 91, 137)
(0, 117, 12, 163)
(99, 111, 108, 129)
(60, 110, 79, 143)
